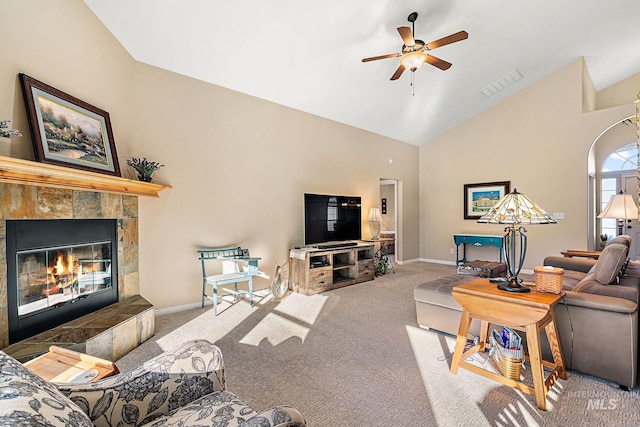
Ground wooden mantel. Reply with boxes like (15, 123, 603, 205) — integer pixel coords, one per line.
(0, 155, 170, 197)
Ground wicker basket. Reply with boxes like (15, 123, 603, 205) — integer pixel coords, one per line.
(534, 266, 564, 294)
(489, 330, 523, 381)
(498, 352, 522, 381)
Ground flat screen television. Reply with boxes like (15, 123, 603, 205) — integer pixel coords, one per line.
(304, 193, 362, 245)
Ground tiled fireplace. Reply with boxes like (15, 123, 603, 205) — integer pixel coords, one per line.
(0, 181, 153, 361)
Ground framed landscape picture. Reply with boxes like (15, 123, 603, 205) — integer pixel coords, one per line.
(19, 74, 120, 176)
(464, 181, 510, 220)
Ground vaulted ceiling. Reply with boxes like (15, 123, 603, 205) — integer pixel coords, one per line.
(84, 0, 640, 146)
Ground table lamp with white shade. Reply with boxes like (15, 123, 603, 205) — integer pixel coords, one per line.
(368, 208, 382, 239)
(598, 191, 638, 236)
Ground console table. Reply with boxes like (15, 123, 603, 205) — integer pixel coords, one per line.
(453, 234, 504, 265)
(288, 243, 374, 295)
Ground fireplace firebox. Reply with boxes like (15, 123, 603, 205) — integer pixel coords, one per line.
(7, 219, 118, 344)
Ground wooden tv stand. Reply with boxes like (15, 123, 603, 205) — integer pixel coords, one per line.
(288, 243, 375, 295)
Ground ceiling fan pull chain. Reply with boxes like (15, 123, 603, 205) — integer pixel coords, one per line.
(411, 72, 416, 96)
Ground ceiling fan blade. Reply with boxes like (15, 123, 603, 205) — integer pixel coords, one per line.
(390, 63, 406, 80)
(362, 53, 401, 63)
(426, 30, 468, 50)
(397, 26, 415, 46)
(425, 55, 452, 71)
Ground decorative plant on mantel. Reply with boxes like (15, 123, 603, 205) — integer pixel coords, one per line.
(0, 120, 22, 139)
(126, 157, 164, 182)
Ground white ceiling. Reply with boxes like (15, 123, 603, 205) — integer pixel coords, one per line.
(83, 0, 640, 146)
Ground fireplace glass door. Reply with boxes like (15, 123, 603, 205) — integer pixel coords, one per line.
(7, 219, 118, 344)
(17, 242, 112, 317)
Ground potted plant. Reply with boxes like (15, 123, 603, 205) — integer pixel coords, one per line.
(0, 120, 21, 139)
(126, 157, 164, 182)
(374, 247, 390, 276)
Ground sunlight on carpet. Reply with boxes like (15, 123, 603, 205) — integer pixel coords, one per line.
(240, 293, 327, 347)
(155, 290, 272, 352)
(274, 292, 327, 325)
(155, 291, 328, 351)
(239, 313, 310, 346)
(406, 325, 550, 427)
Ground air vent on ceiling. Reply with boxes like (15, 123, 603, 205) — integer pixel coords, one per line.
(481, 69, 523, 97)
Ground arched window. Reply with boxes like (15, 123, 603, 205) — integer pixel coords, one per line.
(600, 141, 638, 240)
(602, 141, 638, 172)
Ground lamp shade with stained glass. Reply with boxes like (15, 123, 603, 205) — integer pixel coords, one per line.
(478, 189, 557, 292)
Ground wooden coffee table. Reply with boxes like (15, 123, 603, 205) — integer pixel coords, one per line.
(24, 346, 119, 383)
(449, 278, 566, 410)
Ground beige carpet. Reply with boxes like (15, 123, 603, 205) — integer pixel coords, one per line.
(117, 262, 640, 426)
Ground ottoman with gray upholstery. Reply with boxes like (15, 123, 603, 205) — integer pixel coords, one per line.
(413, 275, 481, 339)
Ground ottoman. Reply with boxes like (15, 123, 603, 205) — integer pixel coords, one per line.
(413, 275, 481, 338)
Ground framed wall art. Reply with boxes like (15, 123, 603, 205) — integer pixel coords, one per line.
(19, 73, 120, 176)
(464, 181, 510, 220)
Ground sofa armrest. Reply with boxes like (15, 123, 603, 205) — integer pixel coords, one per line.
(544, 256, 596, 273)
(255, 406, 307, 426)
(561, 290, 637, 313)
(136, 390, 307, 426)
(572, 278, 639, 305)
(553, 291, 638, 387)
(57, 340, 225, 427)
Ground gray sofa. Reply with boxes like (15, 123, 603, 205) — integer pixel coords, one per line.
(0, 339, 306, 426)
(414, 236, 639, 389)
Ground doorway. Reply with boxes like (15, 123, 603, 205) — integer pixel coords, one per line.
(380, 179, 398, 264)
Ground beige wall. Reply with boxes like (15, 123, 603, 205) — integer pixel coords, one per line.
(597, 73, 640, 110)
(0, 0, 420, 310)
(419, 59, 636, 269)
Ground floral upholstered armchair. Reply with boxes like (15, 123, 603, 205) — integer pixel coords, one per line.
(0, 339, 306, 426)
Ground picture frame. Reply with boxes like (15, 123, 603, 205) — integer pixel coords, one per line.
(464, 181, 510, 220)
(19, 73, 120, 176)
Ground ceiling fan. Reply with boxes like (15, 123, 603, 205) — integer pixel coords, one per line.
(362, 12, 468, 81)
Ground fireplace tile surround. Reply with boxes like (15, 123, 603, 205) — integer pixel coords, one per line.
(0, 181, 151, 360)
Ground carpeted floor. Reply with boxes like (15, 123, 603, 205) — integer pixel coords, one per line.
(117, 262, 640, 426)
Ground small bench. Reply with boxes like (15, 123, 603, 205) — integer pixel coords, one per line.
(457, 260, 507, 278)
(199, 247, 266, 315)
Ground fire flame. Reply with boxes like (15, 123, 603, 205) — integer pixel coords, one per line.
(47, 252, 77, 282)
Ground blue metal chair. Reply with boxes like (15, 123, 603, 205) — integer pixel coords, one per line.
(198, 247, 263, 315)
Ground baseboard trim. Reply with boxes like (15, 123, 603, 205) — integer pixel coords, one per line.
(419, 258, 457, 265)
(154, 289, 272, 317)
(154, 301, 203, 316)
(395, 258, 422, 265)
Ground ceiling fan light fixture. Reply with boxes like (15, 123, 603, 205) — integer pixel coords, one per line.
(401, 51, 426, 72)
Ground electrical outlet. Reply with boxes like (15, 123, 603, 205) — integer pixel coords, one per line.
(449, 248, 455, 254)
(553, 212, 565, 220)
